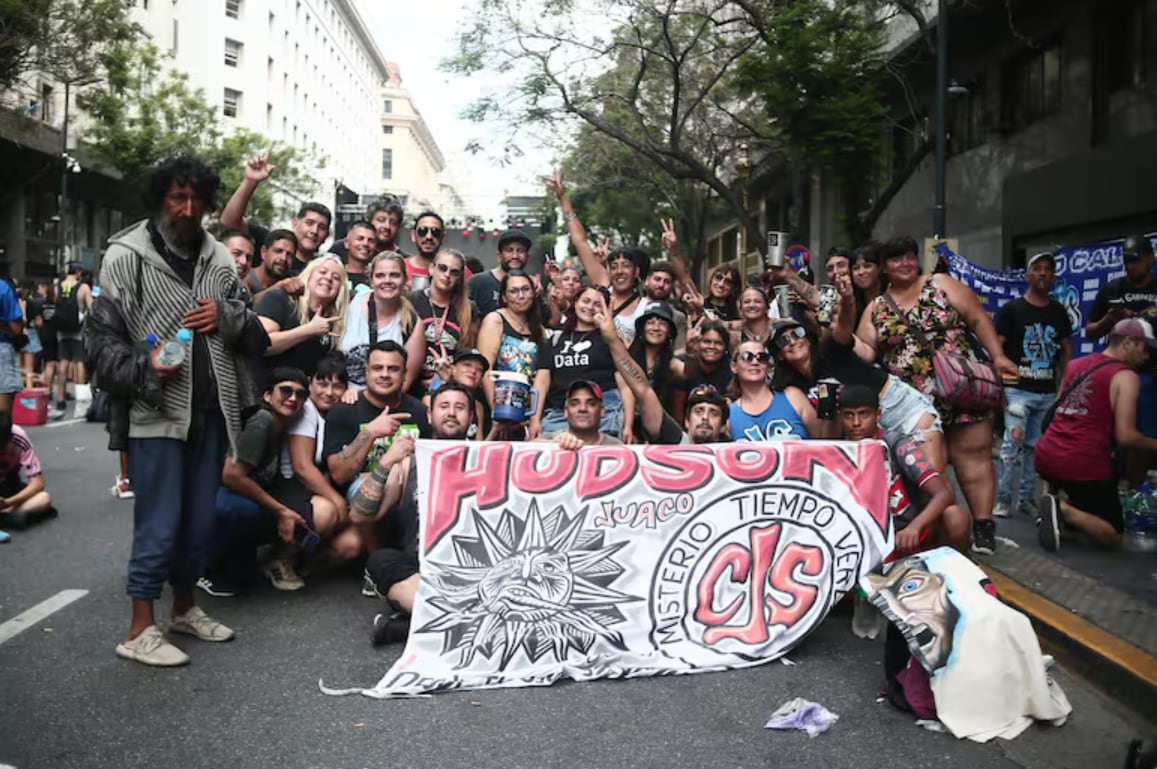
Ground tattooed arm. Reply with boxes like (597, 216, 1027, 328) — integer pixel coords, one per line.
(349, 435, 415, 521)
(592, 298, 667, 441)
(326, 428, 377, 486)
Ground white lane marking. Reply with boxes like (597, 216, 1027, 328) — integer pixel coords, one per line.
(39, 418, 85, 429)
(0, 590, 89, 645)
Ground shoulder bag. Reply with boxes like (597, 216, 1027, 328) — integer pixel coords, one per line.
(1040, 359, 1118, 434)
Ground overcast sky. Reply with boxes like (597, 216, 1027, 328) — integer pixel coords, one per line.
(359, 0, 553, 222)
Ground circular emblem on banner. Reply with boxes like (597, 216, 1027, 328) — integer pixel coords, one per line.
(648, 481, 867, 667)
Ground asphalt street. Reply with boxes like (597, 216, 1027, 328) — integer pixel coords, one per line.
(0, 420, 1152, 769)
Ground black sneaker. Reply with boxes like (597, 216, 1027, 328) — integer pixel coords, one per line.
(971, 518, 997, 555)
(1037, 493, 1060, 553)
(371, 612, 411, 647)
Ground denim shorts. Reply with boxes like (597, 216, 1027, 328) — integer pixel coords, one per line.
(879, 374, 941, 441)
(0, 343, 22, 394)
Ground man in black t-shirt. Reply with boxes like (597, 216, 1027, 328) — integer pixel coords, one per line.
(468, 229, 534, 316)
(1086, 234, 1157, 481)
(994, 251, 1072, 517)
(324, 341, 431, 534)
(343, 220, 376, 296)
(247, 229, 300, 304)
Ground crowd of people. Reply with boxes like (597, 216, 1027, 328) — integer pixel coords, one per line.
(0, 150, 1143, 667)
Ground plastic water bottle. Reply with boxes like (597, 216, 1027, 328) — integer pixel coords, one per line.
(155, 328, 192, 367)
(1125, 485, 1157, 554)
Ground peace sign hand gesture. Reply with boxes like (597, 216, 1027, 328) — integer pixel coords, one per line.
(542, 170, 566, 201)
(660, 218, 678, 253)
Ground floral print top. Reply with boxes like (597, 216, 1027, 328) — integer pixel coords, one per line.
(870, 276, 990, 425)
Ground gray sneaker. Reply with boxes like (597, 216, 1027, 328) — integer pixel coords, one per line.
(115, 626, 190, 667)
(993, 501, 1012, 518)
(170, 606, 235, 642)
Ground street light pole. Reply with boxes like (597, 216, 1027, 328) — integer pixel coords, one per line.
(57, 80, 72, 274)
(933, 0, 948, 238)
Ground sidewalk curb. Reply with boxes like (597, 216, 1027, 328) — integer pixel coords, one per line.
(981, 562, 1157, 720)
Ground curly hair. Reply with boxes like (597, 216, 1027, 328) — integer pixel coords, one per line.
(142, 156, 220, 214)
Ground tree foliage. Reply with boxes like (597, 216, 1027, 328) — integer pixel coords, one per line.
(0, 0, 52, 90)
(445, 0, 928, 258)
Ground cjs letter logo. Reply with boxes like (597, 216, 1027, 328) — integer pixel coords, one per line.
(648, 480, 871, 667)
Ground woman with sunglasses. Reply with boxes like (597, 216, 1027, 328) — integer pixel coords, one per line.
(341, 251, 425, 398)
(257, 254, 348, 378)
(529, 286, 629, 440)
(407, 248, 477, 396)
(729, 339, 821, 441)
(695, 263, 742, 322)
(671, 319, 733, 425)
(850, 236, 1016, 555)
(477, 269, 545, 413)
(772, 301, 942, 453)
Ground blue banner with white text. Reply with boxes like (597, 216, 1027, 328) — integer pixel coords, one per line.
(940, 236, 1157, 356)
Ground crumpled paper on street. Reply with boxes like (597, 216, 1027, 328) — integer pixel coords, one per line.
(764, 698, 839, 738)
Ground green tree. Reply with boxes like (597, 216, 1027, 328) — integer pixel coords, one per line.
(0, 0, 52, 90)
(205, 130, 326, 226)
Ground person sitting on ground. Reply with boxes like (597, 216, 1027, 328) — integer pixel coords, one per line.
(217, 367, 341, 592)
(356, 382, 477, 645)
(1034, 318, 1157, 552)
(425, 347, 491, 440)
(729, 339, 822, 441)
(324, 340, 430, 553)
(0, 416, 56, 537)
(838, 384, 969, 555)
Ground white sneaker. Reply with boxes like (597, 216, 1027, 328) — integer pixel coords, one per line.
(170, 606, 235, 642)
(265, 558, 305, 591)
(115, 625, 190, 667)
(993, 501, 1011, 518)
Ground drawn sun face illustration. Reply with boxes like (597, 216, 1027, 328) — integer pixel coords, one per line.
(422, 501, 640, 670)
(868, 558, 959, 671)
(478, 548, 575, 622)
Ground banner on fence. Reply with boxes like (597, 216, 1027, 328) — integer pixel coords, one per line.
(359, 440, 893, 698)
(939, 236, 1157, 356)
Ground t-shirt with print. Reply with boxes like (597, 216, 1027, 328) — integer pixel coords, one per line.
(234, 409, 283, 490)
(542, 328, 617, 411)
(322, 391, 430, 489)
(0, 425, 42, 482)
(883, 428, 940, 529)
(279, 398, 326, 478)
(340, 293, 408, 387)
(1089, 274, 1157, 327)
(995, 297, 1071, 393)
(255, 287, 336, 377)
(408, 289, 478, 390)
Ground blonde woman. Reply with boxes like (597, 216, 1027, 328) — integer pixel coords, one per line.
(407, 247, 478, 395)
(256, 254, 348, 376)
(341, 251, 425, 396)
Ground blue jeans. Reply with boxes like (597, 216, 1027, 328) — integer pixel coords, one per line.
(126, 411, 226, 600)
(996, 389, 1054, 507)
(540, 388, 624, 438)
(209, 487, 276, 576)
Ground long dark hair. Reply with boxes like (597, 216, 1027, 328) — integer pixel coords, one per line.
(628, 312, 675, 403)
(499, 269, 544, 342)
(563, 284, 611, 333)
(685, 319, 732, 382)
(851, 241, 883, 320)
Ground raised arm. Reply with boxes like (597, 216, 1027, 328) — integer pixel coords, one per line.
(544, 170, 609, 286)
(592, 295, 666, 440)
(832, 272, 878, 361)
(220, 152, 276, 230)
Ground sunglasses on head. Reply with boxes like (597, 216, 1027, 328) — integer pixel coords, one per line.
(689, 384, 721, 399)
(737, 349, 771, 364)
(277, 384, 308, 401)
(416, 226, 444, 239)
(434, 262, 463, 277)
(773, 326, 807, 350)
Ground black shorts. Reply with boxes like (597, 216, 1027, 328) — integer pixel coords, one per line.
(57, 337, 84, 363)
(0, 473, 26, 498)
(269, 475, 317, 526)
(1053, 478, 1124, 533)
(40, 333, 58, 363)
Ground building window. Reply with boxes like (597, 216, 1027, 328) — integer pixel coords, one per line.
(266, 103, 273, 131)
(949, 76, 987, 155)
(171, 19, 178, 55)
(383, 99, 393, 113)
(1096, 0, 1154, 92)
(223, 88, 241, 118)
(1001, 41, 1062, 129)
(382, 149, 393, 179)
(382, 125, 393, 134)
(224, 39, 241, 67)
(225, 0, 241, 19)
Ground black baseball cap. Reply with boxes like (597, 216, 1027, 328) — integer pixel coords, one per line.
(635, 301, 677, 338)
(497, 229, 532, 251)
(1123, 235, 1155, 261)
(566, 379, 604, 402)
(453, 347, 490, 371)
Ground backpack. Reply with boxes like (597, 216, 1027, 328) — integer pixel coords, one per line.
(55, 282, 82, 332)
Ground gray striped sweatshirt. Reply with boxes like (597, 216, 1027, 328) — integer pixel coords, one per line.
(85, 220, 268, 452)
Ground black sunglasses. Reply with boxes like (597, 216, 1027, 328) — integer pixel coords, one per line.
(416, 226, 444, 239)
(435, 262, 463, 277)
(277, 384, 308, 401)
(772, 326, 807, 351)
(737, 349, 771, 364)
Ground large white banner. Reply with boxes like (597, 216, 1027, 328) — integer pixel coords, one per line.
(362, 440, 893, 697)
